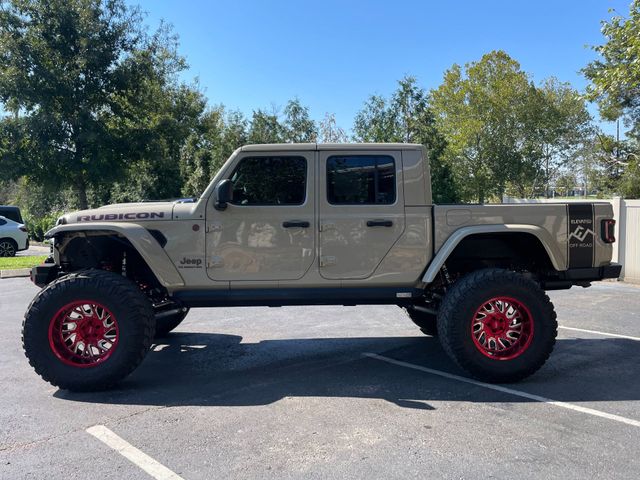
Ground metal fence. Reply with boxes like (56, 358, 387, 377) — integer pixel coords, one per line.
(503, 196, 640, 284)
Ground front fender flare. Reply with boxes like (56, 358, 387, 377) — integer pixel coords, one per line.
(422, 224, 566, 284)
(46, 222, 184, 288)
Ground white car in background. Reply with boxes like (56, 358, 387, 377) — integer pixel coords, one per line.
(0, 215, 29, 257)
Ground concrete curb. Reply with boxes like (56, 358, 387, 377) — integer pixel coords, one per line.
(0, 268, 30, 279)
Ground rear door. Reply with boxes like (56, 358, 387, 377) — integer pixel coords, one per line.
(318, 150, 405, 279)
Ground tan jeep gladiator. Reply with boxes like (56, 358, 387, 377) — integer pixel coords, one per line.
(23, 143, 621, 391)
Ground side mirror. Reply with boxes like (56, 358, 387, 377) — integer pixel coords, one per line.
(214, 179, 233, 211)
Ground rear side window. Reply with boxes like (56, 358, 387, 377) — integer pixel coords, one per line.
(0, 208, 22, 223)
(230, 156, 307, 206)
(327, 155, 396, 204)
(0, 218, 6, 226)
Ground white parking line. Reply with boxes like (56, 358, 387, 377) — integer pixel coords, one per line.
(363, 353, 640, 428)
(559, 326, 640, 341)
(87, 425, 184, 480)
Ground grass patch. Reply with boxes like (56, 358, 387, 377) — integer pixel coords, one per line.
(0, 255, 47, 270)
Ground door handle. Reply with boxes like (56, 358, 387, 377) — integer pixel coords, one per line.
(283, 220, 310, 228)
(366, 220, 393, 227)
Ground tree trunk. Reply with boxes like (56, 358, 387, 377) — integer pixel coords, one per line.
(544, 155, 549, 198)
(76, 174, 88, 210)
(478, 185, 485, 204)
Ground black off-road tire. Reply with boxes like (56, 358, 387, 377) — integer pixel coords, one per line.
(154, 308, 189, 337)
(437, 268, 557, 383)
(22, 269, 155, 391)
(0, 238, 17, 257)
(404, 307, 438, 336)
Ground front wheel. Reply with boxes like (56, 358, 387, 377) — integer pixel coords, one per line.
(437, 268, 557, 383)
(0, 238, 17, 257)
(22, 269, 155, 391)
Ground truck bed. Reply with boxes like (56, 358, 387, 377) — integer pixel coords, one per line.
(433, 202, 615, 271)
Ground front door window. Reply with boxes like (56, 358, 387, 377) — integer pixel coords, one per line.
(230, 156, 307, 206)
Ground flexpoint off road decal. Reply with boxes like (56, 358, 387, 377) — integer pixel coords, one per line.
(568, 203, 595, 268)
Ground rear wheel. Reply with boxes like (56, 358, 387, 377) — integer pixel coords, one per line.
(437, 268, 557, 383)
(0, 238, 17, 257)
(22, 269, 155, 391)
(404, 307, 438, 336)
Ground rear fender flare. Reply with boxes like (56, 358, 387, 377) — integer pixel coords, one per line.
(46, 222, 184, 288)
(422, 224, 565, 284)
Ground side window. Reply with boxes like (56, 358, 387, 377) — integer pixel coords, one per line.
(230, 156, 307, 206)
(0, 218, 6, 226)
(327, 155, 395, 205)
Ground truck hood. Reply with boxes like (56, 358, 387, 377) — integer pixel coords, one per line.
(59, 201, 175, 225)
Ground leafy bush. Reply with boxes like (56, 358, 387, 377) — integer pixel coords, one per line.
(25, 213, 61, 242)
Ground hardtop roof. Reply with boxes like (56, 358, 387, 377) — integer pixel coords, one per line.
(240, 143, 423, 152)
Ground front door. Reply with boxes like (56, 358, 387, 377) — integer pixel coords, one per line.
(206, 152, 315, 281)
(318, 150, 405, 279)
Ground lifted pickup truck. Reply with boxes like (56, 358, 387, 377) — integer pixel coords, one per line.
(23, 143, 621, 391)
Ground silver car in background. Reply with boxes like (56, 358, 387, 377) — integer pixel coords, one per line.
(0, 215, 29, 257)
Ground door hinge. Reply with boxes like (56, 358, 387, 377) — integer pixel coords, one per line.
(320, 255, 336, 267)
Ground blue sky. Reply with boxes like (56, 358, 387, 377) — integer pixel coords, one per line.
(129, 0, 630, 135)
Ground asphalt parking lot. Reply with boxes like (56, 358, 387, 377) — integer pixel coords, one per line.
(1, 279, 639, 479)
(16, 245, 49, 257)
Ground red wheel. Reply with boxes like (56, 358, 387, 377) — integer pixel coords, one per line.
(23, 270, 155, 391)
(471, 297, 533, 360)
(437, 269, 557, 383)
(48, 301, 119, 367)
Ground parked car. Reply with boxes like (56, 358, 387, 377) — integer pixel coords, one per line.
(0, 215, 29, 257)
(0, 205, 24, 224)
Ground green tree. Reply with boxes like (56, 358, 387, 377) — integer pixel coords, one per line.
(179, 107, 248, 197)
(353, 76, 457, 202)
(220, 110, 248, 159)
(583, 1, 640, 140)
(618, 155, 640, 198)
(318, 113, 348, 143)
(282, 98, 317, 143)
(113, 77, 208, 202)
(0, 0, 187, 209)
(353, 95, 397, 142)
(0, 115, 31, 179)
(526, 78, 592, 197)
(248, 108, 283, 144)
(583, 1, 640, 198)
(430, 51, 580, 202)
(180, 107, 225, 197)
(575, 132, 638, 197)
(554, 172, 577, 197)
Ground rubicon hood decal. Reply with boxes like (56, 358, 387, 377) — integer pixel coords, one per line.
(76, 212, 166, 222)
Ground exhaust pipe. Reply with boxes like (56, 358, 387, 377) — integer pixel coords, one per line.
(155, 307, 187, 320)
(411, 305, 438, 316)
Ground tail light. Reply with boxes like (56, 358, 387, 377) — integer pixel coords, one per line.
(19, 226, 28, 233)
(601, 219, 615, 243)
